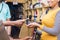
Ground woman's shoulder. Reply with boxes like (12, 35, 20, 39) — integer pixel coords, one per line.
(56, 8, 60, 16)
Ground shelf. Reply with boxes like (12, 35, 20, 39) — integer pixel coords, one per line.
(25, 8, 33, 11)
(6, 0, 13, 2)
(25, 0, 32, 3)
(25, 6, 49, 11)
(6, 0, 26, 3)
(25, 7, 42, 11)
(32, 0, 38, 5)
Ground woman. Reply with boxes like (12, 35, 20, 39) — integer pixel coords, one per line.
(27, 0, 60, 40)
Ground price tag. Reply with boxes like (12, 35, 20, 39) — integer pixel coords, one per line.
(13, 0, 18, 5)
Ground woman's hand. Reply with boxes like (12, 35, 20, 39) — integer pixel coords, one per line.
(27, 22, 40, 28)
(27, 22, 44, 30)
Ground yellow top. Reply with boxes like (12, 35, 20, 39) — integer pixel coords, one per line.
(40, 8, 60, 40)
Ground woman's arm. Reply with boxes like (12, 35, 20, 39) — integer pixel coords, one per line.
(42, 11, 60, 35)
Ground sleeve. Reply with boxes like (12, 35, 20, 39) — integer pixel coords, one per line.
(42, 11, 60, 35)
(6, 5, 11, 19)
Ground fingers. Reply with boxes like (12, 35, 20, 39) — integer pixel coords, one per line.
(27, 22, 36, 27)
(17, 18, 29, 24)
(27, 23, 32, 27)
(27, 23, 35, 28)
(27, 25, 34, 28)
(20, 18, 29, 22)
(27, 22, 40, 28)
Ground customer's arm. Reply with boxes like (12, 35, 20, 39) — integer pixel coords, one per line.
(42, 11, 60, 35)
(3, 19, 25, 26)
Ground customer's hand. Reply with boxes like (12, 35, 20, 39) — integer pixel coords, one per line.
(16, 19, 26, 26)
(20, 36, 32, 40)
(27, 22, 40, 28)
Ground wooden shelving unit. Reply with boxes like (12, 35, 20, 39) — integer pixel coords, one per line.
(23, 0, 49, 22)
(19, 0, 49, 39)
